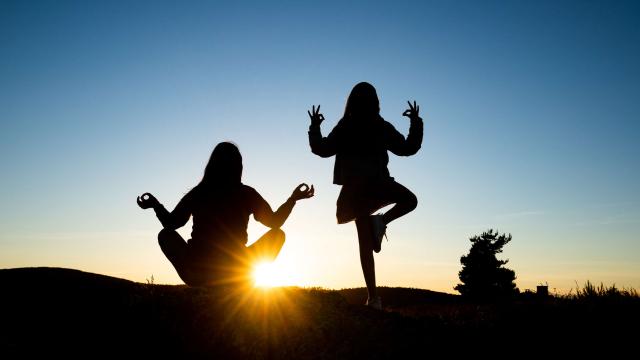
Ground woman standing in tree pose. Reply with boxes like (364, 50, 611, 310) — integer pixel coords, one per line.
(308, 82, 423, 309)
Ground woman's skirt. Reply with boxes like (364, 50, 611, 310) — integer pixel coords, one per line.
(336, 178, 398, 224)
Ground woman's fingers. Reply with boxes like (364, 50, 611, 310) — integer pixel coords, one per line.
(137, 196, 148, 209)
(293, 183, 308, 197)
(136, 192, 157, 209)
(403, 100, 420, 118)
(309, 105, 324, 124)
(293, 183, 314, 199)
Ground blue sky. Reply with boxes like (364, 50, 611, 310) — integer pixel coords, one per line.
(1, 0, 639, 292)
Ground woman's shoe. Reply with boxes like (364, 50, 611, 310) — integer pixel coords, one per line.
(366, 295, 382, 310)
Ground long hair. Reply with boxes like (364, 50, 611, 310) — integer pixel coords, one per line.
(198, 142, 243, 190)
(343, 82, 381, 120)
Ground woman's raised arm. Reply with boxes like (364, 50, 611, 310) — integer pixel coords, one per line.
(388, 101, 424, 156)
(253, 184, 314, 229)
(137, 192, 192, 230)
(308, 105, 339, 157)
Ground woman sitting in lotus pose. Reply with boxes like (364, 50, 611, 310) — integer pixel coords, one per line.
(137, 142, 314, 286)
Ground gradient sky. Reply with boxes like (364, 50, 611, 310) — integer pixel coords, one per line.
(1, 0, 639, 293)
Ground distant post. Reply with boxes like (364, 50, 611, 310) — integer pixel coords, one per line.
(537, 285, 549, 298)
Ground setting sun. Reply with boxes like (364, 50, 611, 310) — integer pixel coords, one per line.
(253, 262, 292, 288)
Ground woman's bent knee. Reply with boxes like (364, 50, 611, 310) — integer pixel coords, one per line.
(158, 228, 178, 247)
(406, 191, 418, 211)
(158, 228, 175, 240)
(269, 228, 286, 242)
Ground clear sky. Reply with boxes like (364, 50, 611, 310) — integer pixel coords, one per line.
(1, 0, 639, 293)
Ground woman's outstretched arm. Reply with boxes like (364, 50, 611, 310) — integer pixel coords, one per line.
(388, 100, 424, 156)
(308, 105, 339, 157)
(137, 192, 192, 230)
(253, 184, 315, 229)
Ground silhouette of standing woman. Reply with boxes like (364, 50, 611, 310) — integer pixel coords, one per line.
(137, 142, 314, 286)
(308, 82, 423, 309)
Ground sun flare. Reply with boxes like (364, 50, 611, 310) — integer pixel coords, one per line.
(252, 262, 293, 288)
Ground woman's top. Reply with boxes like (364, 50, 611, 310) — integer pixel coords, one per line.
(308, 115, 423, 185)
(153, 184, 292, 254)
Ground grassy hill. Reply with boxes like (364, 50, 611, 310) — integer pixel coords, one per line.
(1, 267, 637, 358)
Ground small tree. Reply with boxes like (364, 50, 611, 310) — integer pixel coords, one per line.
(455, 229, 519, 300)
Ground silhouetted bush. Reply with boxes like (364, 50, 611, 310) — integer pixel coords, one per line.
(455, 229, 519, 301)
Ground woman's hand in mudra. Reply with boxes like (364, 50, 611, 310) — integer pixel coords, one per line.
(307, 105, 325, 126)
(290, 183, 315, 202)
(137, 192, 160, 209)
(402, 100, 421, 121)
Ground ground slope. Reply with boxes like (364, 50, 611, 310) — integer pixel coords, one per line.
(0, 267, 636, 358)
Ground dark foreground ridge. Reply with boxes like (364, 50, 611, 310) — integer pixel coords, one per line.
(1, 268, 637, 358)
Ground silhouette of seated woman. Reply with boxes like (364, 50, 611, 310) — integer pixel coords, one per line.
(137, 142, 314, 287)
